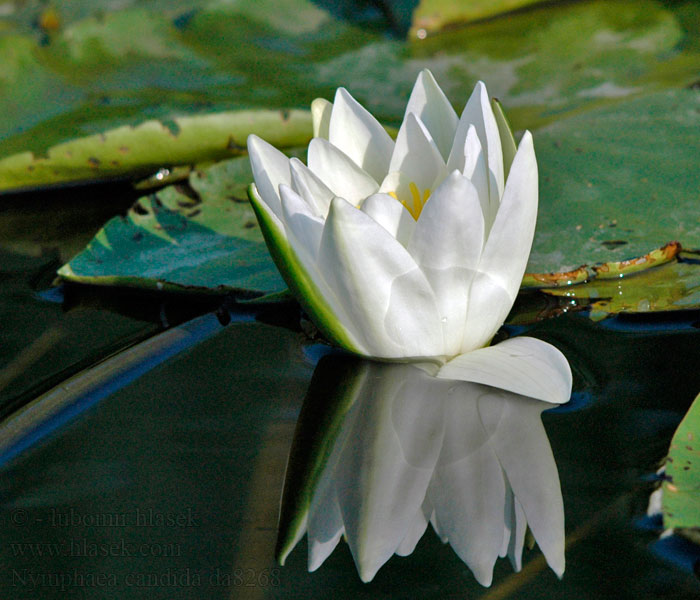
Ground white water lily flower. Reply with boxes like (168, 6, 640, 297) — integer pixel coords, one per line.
(247, 70, 537, 362)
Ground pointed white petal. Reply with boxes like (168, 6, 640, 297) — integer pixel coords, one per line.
(318, 197, 445, 359)
(389, 112, 446, 192)
(508, 496, 528, 572)
(437, 337, 572, 404)
(431, 442, 505, 587)
(361, 192, 416, 247)
(448, 82, 504, 216)
(289, 157, 334, 217)
(334, 364, 446, 582)
(279, 184, 324, 258)
(308, 529, 344, 572)
(248, 185, 366, 354)
(396, 510, 429, 556)
(328, 88, 394, 182)
(247, 134, 291, 218)
(500, 482, 514, 558)
(404, 69, 458, 161)
(408, 171, 484, 356)
(307, 138, 379, 206)
(311, 97, 332, 139)
(459, 131, 538, 351)
(479, 391, 566, 579)
(463, 125, 492, 227)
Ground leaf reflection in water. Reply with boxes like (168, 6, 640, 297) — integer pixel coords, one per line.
(277, 355, 568, 586)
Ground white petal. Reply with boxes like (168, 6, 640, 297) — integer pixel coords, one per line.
(329, 88, 394, 182)
(289, 157, 334, 217)
(463, 125, 491, 228)
(459, 131, 538, 351)
(404, 69, 458, 161)
(500, 482, 514, 558)
(318, 197, 445, 359)
(479, 391, 566, 579)
(408, 171, 484, 356)
(508, 496, 528, 572)
(335, 364, 446, 581)
(307, 138, 379, 205)
(279, 184, 324, 258)
(395, 509, 429, 557)
(448, 81, 504, 216)
(311, 97, 332, 139)
(361, 192, 416, 247)
(389, 112, 446, 192)
(430, 441, 505, 587)
(248, 184, 366, 355)
(437, 336, 572, 404)
(247, 134, 291, 218)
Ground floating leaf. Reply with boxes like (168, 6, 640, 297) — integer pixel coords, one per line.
(530, 88, 700, 273)
(313, 0, 698, 130)
(0, 109, 312, 192)
(57, 154, 288, 298)
(540, 254, 700, 320)
(0, 0, 376, 160)
(410, 0, 557, 36)
(663, 392, 700, 530)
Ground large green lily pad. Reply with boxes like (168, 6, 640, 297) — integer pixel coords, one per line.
(0, 109, 311, 192)
(57, 154, 287, 298)
(312, 0, 699, 130)
(0, 0, 376, 162)
(663, 392, 700, 530)
(529, 88, 700, 273)
(1, 0, 698, 181)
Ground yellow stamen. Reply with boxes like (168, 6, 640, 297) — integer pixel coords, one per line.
(388, 182, 431, 220)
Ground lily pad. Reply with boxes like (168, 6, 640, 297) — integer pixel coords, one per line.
(529, 88, 700, 273)
(0, 109, 312, 192)
(313, 0, 699, 130)
(57, 154, 287, 298)
(410, 0, 558, 36)
(0, 0, 376, 161)
(663, 392, 700, 530)
(540, 254, 700, 320)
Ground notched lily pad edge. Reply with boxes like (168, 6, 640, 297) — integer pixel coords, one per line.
(523, 241, 683, 290)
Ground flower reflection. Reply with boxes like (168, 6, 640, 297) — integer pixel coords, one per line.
(277, 355, 567, 586)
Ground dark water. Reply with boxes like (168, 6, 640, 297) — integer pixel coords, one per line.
(0, 275, 699, 599)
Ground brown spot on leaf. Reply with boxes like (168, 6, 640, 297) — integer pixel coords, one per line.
(118, 146, 129, 154)
(88, 157, 101, 168)
(601, 240, 628, 249)
(174, 183, 202, 204)
(226, 136, 245, 152)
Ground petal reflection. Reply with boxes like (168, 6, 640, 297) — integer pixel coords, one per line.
(278, 355, 568, 585)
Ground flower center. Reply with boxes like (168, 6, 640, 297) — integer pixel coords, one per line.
(389, 182, 431, 220)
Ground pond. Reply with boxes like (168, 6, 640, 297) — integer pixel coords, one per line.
(0, 0, 699, 598)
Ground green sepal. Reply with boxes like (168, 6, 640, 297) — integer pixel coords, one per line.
(247, 184, 361, 353)
(276, 355, 368, 565)
(492, 98, 517, 179)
